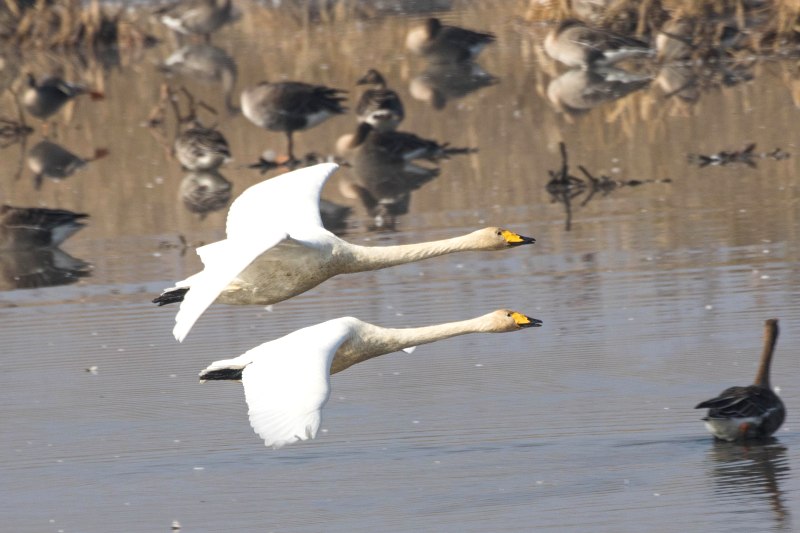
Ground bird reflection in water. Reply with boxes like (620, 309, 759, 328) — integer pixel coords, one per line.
(27, 140, 107, 190)
(339, 150, 439, 231)
(409, 60, 498, 110)
(337, 121, 473, 230)
(340, 172, 418, 231)
(405, 17, 498, 110)
(547, 67, 650, 115)
(160, 44, 239, 115)
(546, 143, 670, 231)
(0, 248, 90, 290)
(654, 15, 756, 106)
(179, 170, 232, 218)
(706, 441, 791, 529)
(0, 205, 91, 289)
(540, 18, 655, 117)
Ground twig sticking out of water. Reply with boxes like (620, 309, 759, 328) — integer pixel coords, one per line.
(545, 143, 585, 231)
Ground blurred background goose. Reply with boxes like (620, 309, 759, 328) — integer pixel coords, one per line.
(23, 74, 103, 121)
(544, 19, 654, 69)
(695, 319, 785, 442)
(406, 17, 495, 62)
(158, 0, 235, 42)
(0, 205, 88, 251)
(241, 81, 347, 163)
(355, 68, 404, 132)
(153, 163, 536, 341)
(198, 310, 543, 449)
(174, 123, 231, 170)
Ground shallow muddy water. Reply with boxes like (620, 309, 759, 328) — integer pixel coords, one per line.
(1, 3, 799, 532)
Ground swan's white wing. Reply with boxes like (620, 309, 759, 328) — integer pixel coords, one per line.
(239, 319, 354, 449)
(173, 233, 287, 342)
(226, 163, 339, 241)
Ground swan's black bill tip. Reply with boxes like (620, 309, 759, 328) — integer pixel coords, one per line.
(505, 233, 536, 247)
(518, 316, 543, 328)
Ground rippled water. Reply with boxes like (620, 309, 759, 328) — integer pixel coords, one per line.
(1, 3, 799, 532)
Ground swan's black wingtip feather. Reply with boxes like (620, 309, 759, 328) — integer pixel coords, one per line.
(152, 287, 189, 306)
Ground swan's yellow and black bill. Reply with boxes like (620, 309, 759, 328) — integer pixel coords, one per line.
(502, 230, 536, 247)
(512, 312, 543, 328)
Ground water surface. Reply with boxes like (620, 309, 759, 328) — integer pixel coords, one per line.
(1, 4, 799, 532)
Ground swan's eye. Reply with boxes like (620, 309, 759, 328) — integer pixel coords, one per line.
(496, 231, 502, 236)
(506, 312, 512, 317)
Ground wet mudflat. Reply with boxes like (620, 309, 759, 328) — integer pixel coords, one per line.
(1, 2, 799, 532)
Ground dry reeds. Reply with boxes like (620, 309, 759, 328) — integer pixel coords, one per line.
(524, 0, 800, 48)
(1, 0, 155, 51)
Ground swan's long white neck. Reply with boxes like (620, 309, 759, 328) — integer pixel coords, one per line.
(340, 234, 484, 273)
(331, 315, 497, 374)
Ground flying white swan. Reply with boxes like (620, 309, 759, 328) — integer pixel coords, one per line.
(154, 163, 536, 342)
(199, 309, 542, 449)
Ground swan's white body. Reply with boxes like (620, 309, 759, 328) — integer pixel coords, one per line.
(158, 163, 535, 342)
(200, 310, 540, 449)
(168, 163, 340, 342)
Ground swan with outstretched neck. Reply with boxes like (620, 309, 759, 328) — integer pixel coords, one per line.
(153, 163, 536, 342)
(199, 309, 543, 449)
(695, 318, 785, 441)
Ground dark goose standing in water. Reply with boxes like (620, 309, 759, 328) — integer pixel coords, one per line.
(695, 319, 785, 441)
(241, 81, 347, 163)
